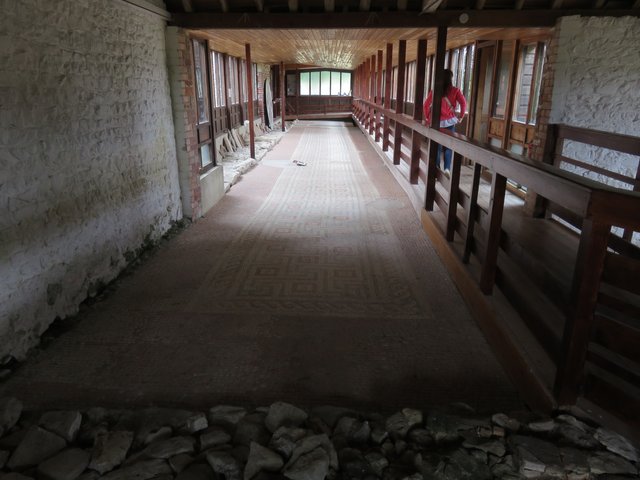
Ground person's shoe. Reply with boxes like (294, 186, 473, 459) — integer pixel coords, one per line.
(444, 169, 451, 177)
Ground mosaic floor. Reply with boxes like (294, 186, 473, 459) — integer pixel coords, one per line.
(0, 121, 521, 413)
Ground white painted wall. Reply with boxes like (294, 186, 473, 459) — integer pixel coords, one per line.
(0, 0, 182, 359)
(550, 16, 640, 190)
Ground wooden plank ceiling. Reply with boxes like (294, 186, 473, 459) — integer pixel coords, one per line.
(191, 27, 550, 69)
(173, 0, 637, 68)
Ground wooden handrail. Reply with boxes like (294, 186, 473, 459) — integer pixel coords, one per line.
(356, 97, 640, 221)
(556, 124, 640, 157)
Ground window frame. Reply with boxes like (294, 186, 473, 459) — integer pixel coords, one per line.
(298, 68, 353, 97)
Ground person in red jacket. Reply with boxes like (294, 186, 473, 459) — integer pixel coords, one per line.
(423, 69, 467, 176)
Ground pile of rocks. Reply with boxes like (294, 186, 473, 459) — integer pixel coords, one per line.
(0, 398, 638, 480)
(220, 122, 293, 189)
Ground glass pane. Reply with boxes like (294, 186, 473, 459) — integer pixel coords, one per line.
(193, 40, 209, 124)
(340, 72, 351, 95)
(310, 72, 320, 95)
(200, 143, 213, 168)
(528, 44, 546, 125)
(300, 72, 309, 95)
(465, 45, 475, 99)
(512, 44, 537, 123)
(492, 41, 514, 119)
(287, 73, 297, 96)
(320, 71, 331, 95)
(331, 71, 341, 95)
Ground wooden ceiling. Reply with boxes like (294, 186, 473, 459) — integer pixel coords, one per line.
(192, 27, 551, 68)
(170, 0, 638, 69)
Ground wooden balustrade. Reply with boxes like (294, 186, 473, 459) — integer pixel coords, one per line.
(352, 95, 640, 435)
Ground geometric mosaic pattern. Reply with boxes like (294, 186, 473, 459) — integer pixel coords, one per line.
(189, 123, 426, 317)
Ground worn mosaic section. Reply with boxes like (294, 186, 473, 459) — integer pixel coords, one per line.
(189, 125, 425, 317)
(0, 0, 182, 359)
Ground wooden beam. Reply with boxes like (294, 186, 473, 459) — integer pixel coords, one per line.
(410, 38, 427, 184)
(255, 0, 264, 11)
(383, 43, 393, 152)
(555, 219, 611, 404)
(245, 44, 256, 159)
(220, 0, 229, 12)
(393, 40, 407, 165)
(369, 54, 376, 136)
(280, 61, 286, 132)
(181, 0, 194, 12)
(169, 10, 592, 29)
(422, 0, 444, 13)
(324, 0, 335, 11)
(288, 0, 298, 11)
(118, 0, 171, 19)
(425, 26, 447, 211)
(463, 163, 482, 263)
(479, 172, 507, 294)
(375, 49, 383, 143)
(360, 0, 371, 10)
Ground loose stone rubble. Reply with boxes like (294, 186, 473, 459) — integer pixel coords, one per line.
(0, 398, 638, 480)
(219, 121, 294, 190)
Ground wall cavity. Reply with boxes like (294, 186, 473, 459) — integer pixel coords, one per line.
(0, 0, 182, 359)
(550, 16, 640, 190)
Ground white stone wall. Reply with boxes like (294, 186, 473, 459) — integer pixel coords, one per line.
(550, 16, 640, 190)
(0, 0, 182, 359)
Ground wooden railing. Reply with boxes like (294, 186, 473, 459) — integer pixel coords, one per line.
(353, 97, 640, 434)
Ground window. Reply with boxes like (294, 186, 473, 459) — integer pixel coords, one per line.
(404, 61, 416, 102)
(391, 67, 398, 100)
(298, 70, 351, 96)
(512, 43, 546, 125)
(240, 60, 248, 102)
(192, 40, 210, 125)
(227, 56, 239, 105)
(211, 51, 226, 107)
(252, 63, 258, 101)
(492, 40, 515, 119)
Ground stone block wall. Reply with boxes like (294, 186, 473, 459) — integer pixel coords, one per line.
(548, 16, 640, 189)
(0, 0, 182, 359)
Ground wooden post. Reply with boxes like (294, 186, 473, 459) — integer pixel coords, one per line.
(383, 43, 393, 152)
(425, 26, 447, 211)
(393, 39, 407, 165)
(410, 38, 427, 184)
(375, 49, 383, 142)
(555, 218, 610, 404)
(369, 54, 376, 135)
(463, 163, 482, 263)
(364, 58, 369, 130)
(245, 44, 255, 159)
(479, 172, 507, 294)
(280, 61, 286, 131)
(446, 152, 462, 240)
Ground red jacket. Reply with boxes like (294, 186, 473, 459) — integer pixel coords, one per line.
(423, 87, 467, 126)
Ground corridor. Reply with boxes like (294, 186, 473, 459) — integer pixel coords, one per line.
(0, 121, 520, 412)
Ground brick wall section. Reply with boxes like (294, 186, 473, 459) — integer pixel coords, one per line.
(0, 0, 182, 359)
(529, 25, 560, 164)
(166, 27, 202, 218)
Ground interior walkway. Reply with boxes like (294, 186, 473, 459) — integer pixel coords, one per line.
(0, 121, 521, 413)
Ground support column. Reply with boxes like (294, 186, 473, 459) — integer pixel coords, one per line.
(245, 43, 255, 159)
(410, 38, 427, 184)
(369, 54, 376, 136)
(280, 61, 286, 131)
(375, 49, 383, 142)
(383, 43, 393, 151)
(425, 26, 447, 210)
(393, 39, 407, 165)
